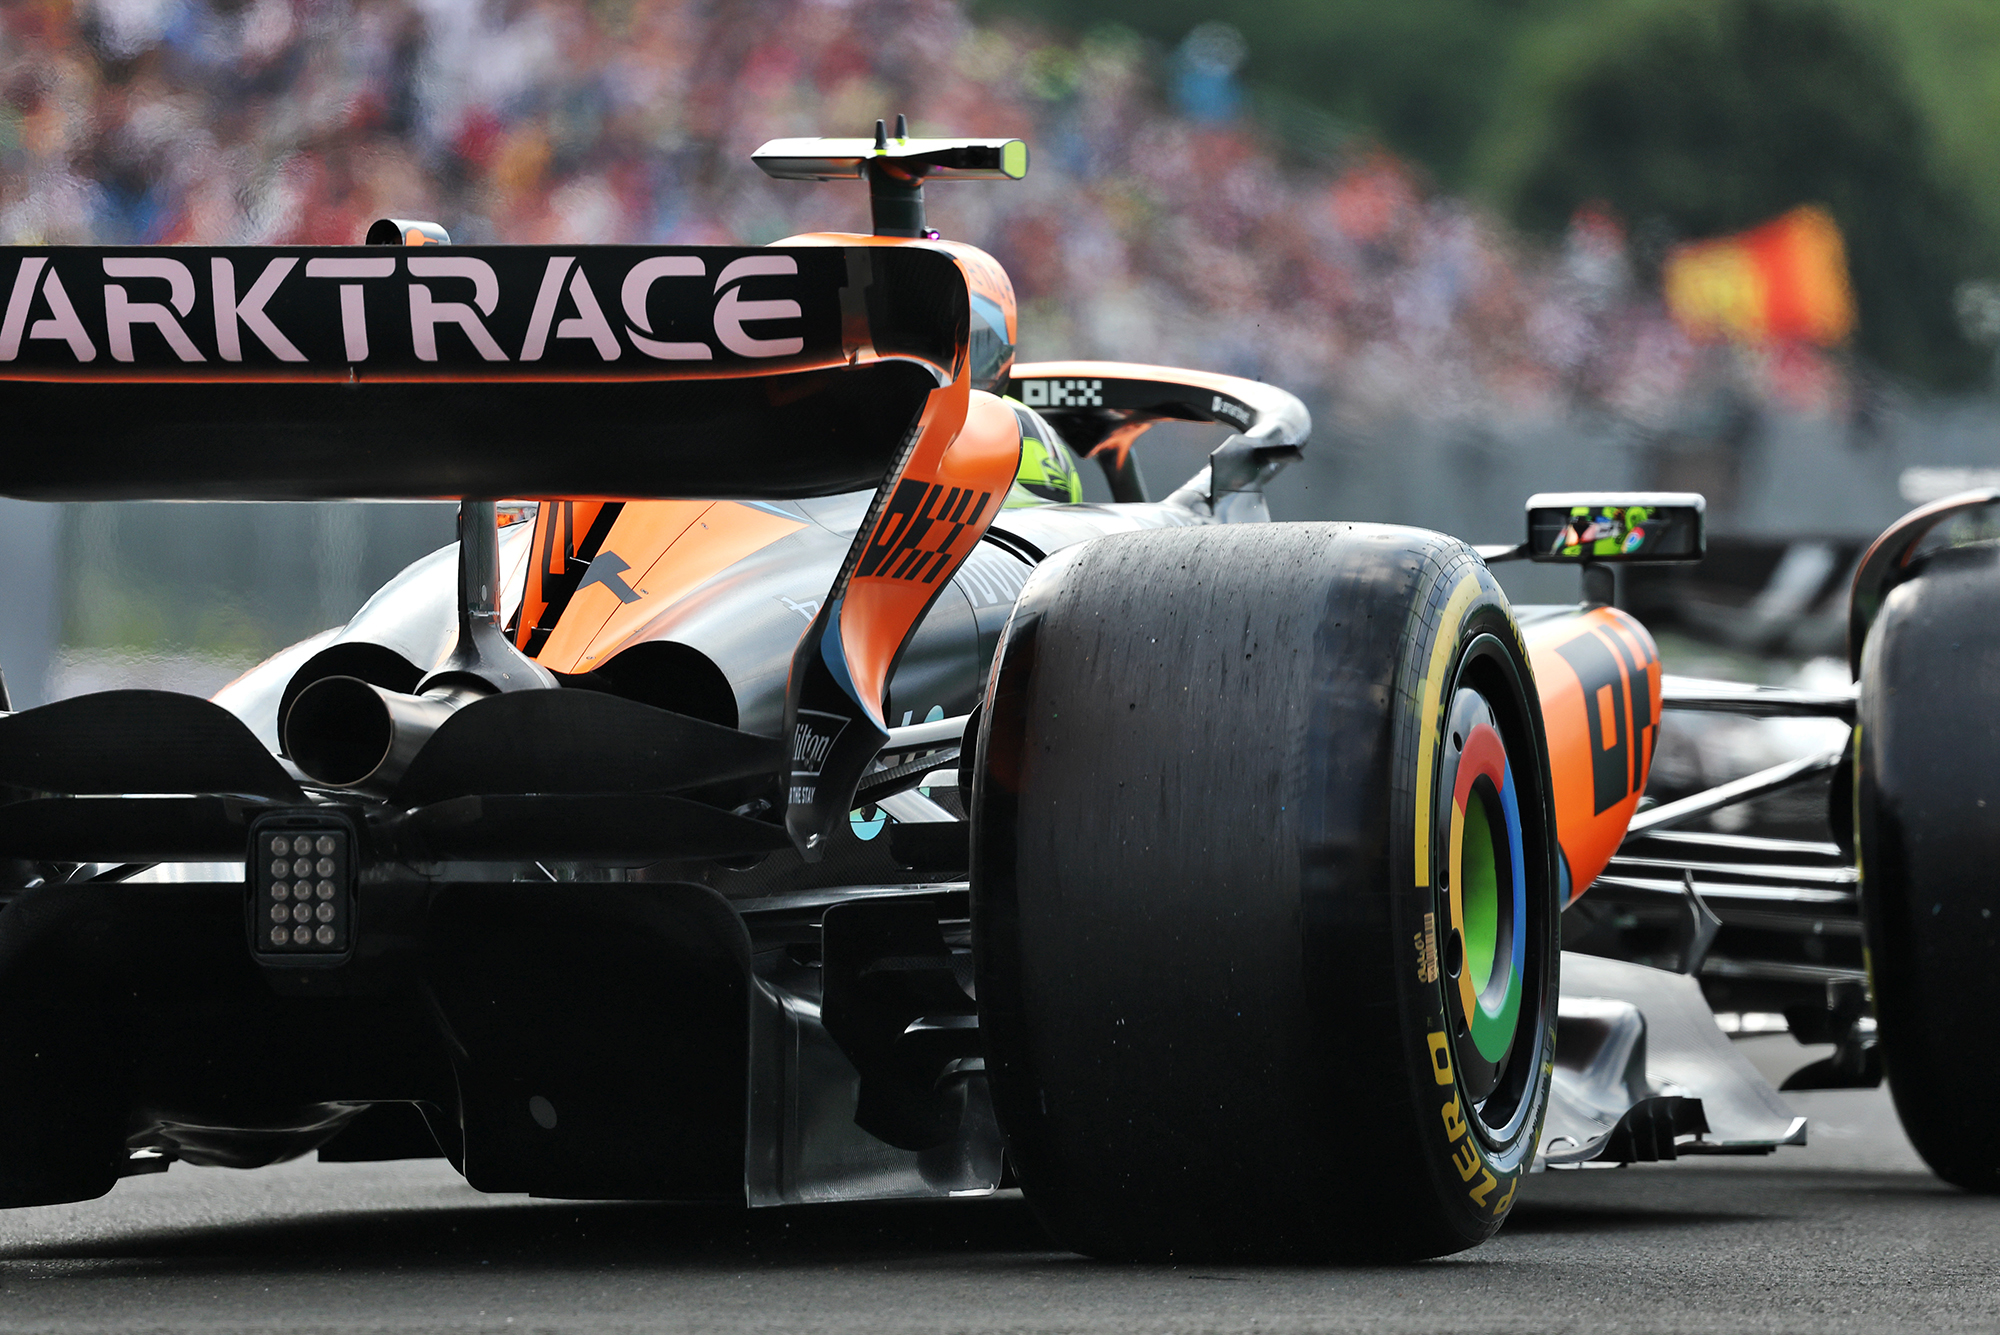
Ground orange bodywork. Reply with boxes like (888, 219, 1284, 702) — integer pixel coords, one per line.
(1524, 606, 1664, 902)
(534, 501, 807, 674)
(767, 232, 1025, 723)
(516, 500, 615, 651)
(517, 234, 1023, 730)
(837, 388, 1021, 722)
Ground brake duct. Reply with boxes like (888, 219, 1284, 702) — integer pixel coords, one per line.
(282, 500, 556, 791)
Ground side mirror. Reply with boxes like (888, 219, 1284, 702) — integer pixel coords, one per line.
(1524, 492, 1705, 563)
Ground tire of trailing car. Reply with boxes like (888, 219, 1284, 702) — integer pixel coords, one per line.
(969, 522, 1561, 1260)
(1855, 540, 2000, 1193)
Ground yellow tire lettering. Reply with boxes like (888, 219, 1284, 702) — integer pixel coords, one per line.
(1428, 1031, 1453, 1086)
(1489, 1174, 1518, 1215)
(1413, 574, 1482, 885)
(1468, 1167, 1499, 1207)
(1441, 1096, 1466, 1142)
(1451, 1140, 1480, 1181)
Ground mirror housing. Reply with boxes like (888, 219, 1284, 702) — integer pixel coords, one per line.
(1525, 492, 1705, 563)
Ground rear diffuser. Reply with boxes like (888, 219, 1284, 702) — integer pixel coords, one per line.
(0, 690, 303, 801)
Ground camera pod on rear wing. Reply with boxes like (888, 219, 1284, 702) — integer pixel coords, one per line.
(0, 239, 1024, 858)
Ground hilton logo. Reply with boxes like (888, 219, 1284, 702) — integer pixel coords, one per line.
(791, 709, 848, 779)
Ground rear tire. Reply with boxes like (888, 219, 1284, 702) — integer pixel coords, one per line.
(1856, 541, 2000, 1191)
(971, 523, 1560, 1259)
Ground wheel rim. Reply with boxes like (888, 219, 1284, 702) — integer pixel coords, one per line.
(1433, 637, 1550, 1141)
(1450, 724, 1525, 1070)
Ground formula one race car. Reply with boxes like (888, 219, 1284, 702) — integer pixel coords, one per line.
(0, 126, 1994, 1260)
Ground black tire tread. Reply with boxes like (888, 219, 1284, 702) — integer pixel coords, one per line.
(972, 523, 1554, 1258)
(1856, 541, 2000, 1192)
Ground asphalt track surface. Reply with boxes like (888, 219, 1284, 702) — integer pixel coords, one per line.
(0, 1039, 1994, 1335)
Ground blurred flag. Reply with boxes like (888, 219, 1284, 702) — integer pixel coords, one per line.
(1663, 205, 1857, 346)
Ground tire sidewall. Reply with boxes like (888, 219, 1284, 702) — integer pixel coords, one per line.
(1375, 554, 1560, 1245)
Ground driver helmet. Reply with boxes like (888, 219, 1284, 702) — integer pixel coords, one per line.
(1003, 400, 1082, 506)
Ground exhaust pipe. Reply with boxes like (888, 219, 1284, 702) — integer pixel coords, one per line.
(283, 499, 558, 792)
(283, 676, 487, 791)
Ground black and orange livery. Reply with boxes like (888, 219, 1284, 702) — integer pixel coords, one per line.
(0, 128, 1972, 1257)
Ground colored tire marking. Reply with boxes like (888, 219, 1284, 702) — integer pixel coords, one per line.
(1413, 573, 1482, 886)
(1446, 720, 1527, 1064)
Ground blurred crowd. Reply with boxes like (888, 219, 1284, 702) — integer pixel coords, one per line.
(0, 0, 1844, 425)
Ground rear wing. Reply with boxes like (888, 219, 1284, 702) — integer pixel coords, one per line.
(0, 244, 967, 502)
(0, 238, 1025, 859)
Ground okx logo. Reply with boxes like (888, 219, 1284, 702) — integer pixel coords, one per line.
(1018, 378, 1103, 407)
(856, 479, 994, 584)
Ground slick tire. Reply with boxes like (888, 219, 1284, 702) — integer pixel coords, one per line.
(970, 523, 1560, 1260)
(1856, 541, 2000, 1192)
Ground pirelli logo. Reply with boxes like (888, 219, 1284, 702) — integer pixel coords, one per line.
(1018, 378, 1102, 407)
(1414, 911, 1440, 984)
(856, 480, 995, 583)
